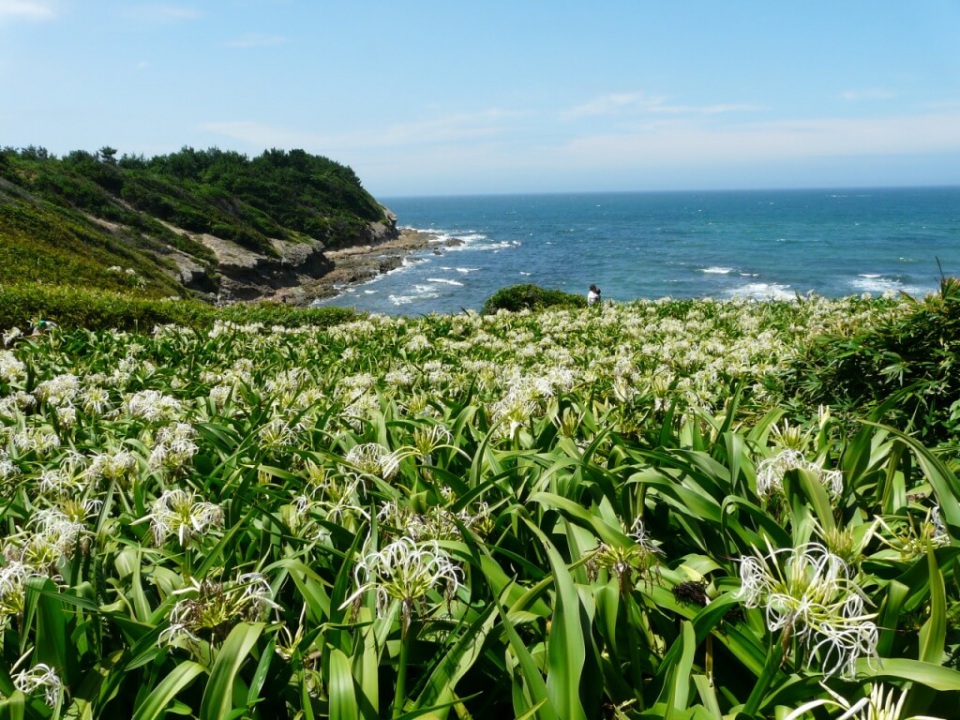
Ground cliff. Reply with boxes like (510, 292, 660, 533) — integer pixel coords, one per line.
(0, 146, 399, 304)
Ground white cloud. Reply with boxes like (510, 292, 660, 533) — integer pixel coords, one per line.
(202, 109, 521, 153)
(563, 92, 764, 120)
(120, 4, 201, 23)
(0, 1, 56, 21)
(223, 34, 289, 48)
(558, 113, 960, 168)
(843, 88, 896, 101)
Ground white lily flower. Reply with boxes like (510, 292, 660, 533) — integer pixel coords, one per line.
(736, 541, 878, 678)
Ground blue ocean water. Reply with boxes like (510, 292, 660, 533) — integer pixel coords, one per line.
(316, 187, 960, 315)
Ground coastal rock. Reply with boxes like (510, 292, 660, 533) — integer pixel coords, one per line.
(182, 213, 402, 304)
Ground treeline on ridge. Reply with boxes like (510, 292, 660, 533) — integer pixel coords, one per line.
(0, 145, 391, 298)
(1, 145, 386, 255)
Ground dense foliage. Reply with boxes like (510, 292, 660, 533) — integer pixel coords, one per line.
(0, 293, 957, 719)
(0, 282, 359, 334)
(482, 284, 587, 314)
(0, 145, 391, 295)
(781, 277, 960, 446)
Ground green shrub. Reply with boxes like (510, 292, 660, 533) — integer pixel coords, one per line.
(482, 283, 587, 314)
(779, 276, 960, 443)
(0, 282, 359, 333)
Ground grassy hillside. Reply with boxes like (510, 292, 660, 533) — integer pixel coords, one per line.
(0, 145, 393, 298)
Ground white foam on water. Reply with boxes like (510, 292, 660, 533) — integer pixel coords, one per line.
(389, 283, 441, 306)
(363, 290, 377, 295)
(701, 266, 734, 274)
(428, 278, 464, 286)
(447, 239, 516, 253)
(519, 271, 532, 276)
(389, 293, 439, 306)
(456, 267, 480, 273)
(849, 275, 934, 297)
(850, 274, 901, 294)
(728, 282, 795, 300)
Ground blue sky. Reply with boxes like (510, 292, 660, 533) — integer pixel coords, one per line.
(2, 1, 960, 197)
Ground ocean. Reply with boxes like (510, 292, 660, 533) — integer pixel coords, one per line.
(315, 187, 960, 315)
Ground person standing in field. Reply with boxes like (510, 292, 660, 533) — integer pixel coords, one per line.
(587, 284, 601, 307)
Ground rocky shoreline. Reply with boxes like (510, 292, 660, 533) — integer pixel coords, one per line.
(265, 229, 462, 306)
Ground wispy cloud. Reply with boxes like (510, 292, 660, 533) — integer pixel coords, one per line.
(119, 4, 201, 24)
(223, 34, 289, 49)
(563, 92, 764, 120)
(0, 1, 56, 21)
(559, 113, 960, 168)
(202, 109, 521, 152)
(843, 88, 895, 101)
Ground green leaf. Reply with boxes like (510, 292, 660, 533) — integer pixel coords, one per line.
(665, 621, 696, 718)
(789, 467, 836, 534)
(904, 550, 948, 717)
(24, 577, 74, 684)
(524, 521, 587, 720)
(855, 658, 960, 691)
(528, 492, 630, 548)
(0, 691, 25, 720)
(871, 423, 960, 529)
(918, 550, 946, 665)
(329, 648, 358, 720)
(414, 605, 496, 712)
(132, 661, 206, 720)
(488, 583, 558, 720)
(877, 580, 909, 656)
(199, 622, 263, 720)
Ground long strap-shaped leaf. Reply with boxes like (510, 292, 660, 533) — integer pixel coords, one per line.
(524, 521, 588, 720)
(132, 661, 205, 720)
(199, 622, 264, 720)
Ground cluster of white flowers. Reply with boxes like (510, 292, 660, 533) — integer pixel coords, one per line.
(87, 449, 138, 483)
(11, 662, 62, 708)
(146, 488, 223, 547)
(159, 572, 280, 647)
(344, 442, 401, 480)
(785, 682, 946, 720)
(0, 349, 26, 381)
(737, 542, 878, 678)
(149, 422, 199, 472)
(2, 327, 23, 346)
(123, 389, 182, 422)
(756, 449, 844, 500)
(34, 374, 80, 407)
(343, 537, 463, 635)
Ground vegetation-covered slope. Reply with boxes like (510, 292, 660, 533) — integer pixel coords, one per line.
(1, 293, 958, 718)
(0, 145, 395, 300)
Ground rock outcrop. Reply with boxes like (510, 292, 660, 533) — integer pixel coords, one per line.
(185, 212, 401, 304)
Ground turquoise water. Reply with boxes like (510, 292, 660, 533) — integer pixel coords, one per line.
(316, 187, 960, 315)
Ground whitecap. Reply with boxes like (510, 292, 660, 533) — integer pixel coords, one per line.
(701, 267, 734, 275)
(456, 267, 480, 273)
(428, 278, 464, 286)
(519, 271, 531, 276)
(850, 275, 903, 294)
(728, 283, 795, 300)
(447, 240, 515, 253)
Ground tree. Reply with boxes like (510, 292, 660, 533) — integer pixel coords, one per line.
(99, 146, 118, 165)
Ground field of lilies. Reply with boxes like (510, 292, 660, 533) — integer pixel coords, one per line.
(0, 292, 958, 719)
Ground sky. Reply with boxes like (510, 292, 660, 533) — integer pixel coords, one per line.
(2, 1, 960, 197)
